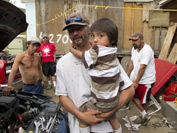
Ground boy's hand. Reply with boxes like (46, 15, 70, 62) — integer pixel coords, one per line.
(69, 43, 82, 58)
(69, 43, 75, 52)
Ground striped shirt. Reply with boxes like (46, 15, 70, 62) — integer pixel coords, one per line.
(82, 45, 122, 102)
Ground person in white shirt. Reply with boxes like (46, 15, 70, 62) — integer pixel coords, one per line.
(70, 18, 125, 133)
(55, 11, 135, 133)
(127, 32, 156, 125)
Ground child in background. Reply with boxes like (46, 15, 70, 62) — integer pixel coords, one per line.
(70, 18, 123, 133)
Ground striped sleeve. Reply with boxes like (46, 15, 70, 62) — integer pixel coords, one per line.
(82, 45, 99, 68)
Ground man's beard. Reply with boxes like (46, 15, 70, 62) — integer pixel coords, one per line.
(133, 43, 139, 50)
(73, 35, 84, 46)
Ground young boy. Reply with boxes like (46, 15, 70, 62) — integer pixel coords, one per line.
(70, 18, 122, 133)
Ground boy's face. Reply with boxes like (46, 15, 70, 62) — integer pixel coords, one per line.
(90, 31, 111, 47)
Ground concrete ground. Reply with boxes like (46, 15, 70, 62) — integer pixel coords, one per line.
(117, 102, 177, 133)
(43, 84, 177, 133)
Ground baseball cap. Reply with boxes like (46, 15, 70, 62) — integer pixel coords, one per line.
(63, 11, 89, 31)
(129, 32, 143, 41)
(42, 34, 48, 38)
(27, 37, 41, 44)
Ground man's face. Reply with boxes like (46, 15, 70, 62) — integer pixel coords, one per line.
(29, 43, 40, 53)
(131, 38, 142, 50)
(68, 25, 89, 47)
(42, 36, 49, 44)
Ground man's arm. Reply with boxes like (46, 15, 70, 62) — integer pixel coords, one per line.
(37, 54, 44, 86)
(3, 55, 21, 95)
(59, 95, 104, 125)
(53, 51, 56, 62)
(117, 85, 135, 108)
(96, 84, 135, 118)
(127, 60, 133, 76)
(133, 64, 146, 88)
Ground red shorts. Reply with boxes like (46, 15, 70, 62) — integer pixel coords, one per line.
(134, 84, 153, 104)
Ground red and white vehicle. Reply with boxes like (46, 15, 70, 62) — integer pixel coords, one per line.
(0, 58, 22, 90)
(0, 0, 28, 90)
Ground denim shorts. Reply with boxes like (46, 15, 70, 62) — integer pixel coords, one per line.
(23, 80, 43, 94)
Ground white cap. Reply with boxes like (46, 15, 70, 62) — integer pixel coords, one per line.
(27, 37, 41, 44)
(42, 34, 48, 38)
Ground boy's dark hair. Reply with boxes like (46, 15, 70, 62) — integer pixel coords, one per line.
(90, 18, 118, 47)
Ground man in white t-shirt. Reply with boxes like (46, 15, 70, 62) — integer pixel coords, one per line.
(127, 32, 156, 125)
(55, 11, 135, 133)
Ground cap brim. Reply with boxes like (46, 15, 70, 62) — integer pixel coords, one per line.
(31, 41, 40, 44)
(129, 35, 140, 41)
(129, 38, 139, 41)
(63, 22, 88, 31)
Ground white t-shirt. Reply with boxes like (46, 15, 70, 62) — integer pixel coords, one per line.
(55, 52, 132, 133)
(131, 44, 156, 84)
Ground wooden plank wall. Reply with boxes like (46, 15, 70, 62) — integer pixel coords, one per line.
(123, 3, 143, 53)
(167, 43, 177, 64)
(158, 23, 177, 60)
(123, 2, 169, 56)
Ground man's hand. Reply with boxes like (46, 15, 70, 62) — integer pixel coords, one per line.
(41, 81, 45, 86)
(95, 109, 115, 121)
(80, 109, 104, 125)
(87, 108, 103, 117)
(133, 82, 138, 89)
(3, 86, 14, 96)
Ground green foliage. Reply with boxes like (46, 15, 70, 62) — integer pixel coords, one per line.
(3, 0, 10, 2)
(20, 32, 26, 35)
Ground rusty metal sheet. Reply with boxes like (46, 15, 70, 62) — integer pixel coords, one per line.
(35, 0, 124, 55)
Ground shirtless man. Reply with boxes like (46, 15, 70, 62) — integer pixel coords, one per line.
(3, 37, 44, 95)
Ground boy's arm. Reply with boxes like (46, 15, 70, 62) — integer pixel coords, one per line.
(133, 64, 146, 88)
(70, 44, 83, 58)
